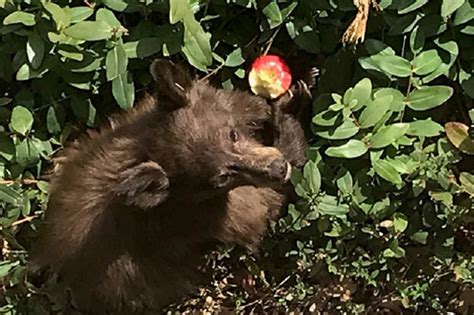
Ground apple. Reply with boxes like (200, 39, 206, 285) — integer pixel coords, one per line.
(248, 54, 292, 99)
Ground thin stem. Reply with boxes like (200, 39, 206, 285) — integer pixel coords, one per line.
(263, 26, 282, 55)
(11, 215, 39, 227)
(0, 179, 38, 185)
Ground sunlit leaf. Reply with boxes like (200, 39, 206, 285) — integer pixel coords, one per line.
(64, 21, 113, 41)
(112, 71, 135, 109)
(406, 86, 453, 111)
(3, 11, 35, 26)
(370, 123, 409, 149)
(10, 106, 33, 135)
(325, 140, 368, 159)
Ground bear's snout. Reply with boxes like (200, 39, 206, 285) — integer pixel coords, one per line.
(269, 158, 292, 182)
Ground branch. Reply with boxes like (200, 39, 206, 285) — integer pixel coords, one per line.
(11, 215, 40, 227)
(341, 0, 381, 45)
(0, 179, 38, 185)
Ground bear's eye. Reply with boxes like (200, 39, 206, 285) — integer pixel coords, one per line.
(229, 130, 239, 142)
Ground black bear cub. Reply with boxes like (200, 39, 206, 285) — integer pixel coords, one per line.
(31, 59, 311, 314)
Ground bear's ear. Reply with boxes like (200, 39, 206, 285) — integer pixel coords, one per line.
(112, 161, 170, 209)
(149, 59, 194, 110)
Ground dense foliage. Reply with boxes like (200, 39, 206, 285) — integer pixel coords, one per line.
(0, 0, 473, 313)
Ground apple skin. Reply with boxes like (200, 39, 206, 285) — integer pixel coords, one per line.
(248, 55, 292, 99)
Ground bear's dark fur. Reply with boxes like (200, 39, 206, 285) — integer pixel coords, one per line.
(30, 59, 312, 314)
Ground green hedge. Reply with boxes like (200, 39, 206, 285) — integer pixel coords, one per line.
(0, 0, 473, 313)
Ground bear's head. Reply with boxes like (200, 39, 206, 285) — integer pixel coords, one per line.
(139, 59, 291, 201)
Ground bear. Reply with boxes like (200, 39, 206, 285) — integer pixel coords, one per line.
(30, 58, 312, 314)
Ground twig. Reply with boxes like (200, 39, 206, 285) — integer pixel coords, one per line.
(11, 215, 39, 227)
(244, 34, 259, 49)
(240, 274, 292, 310)
(0, 179, 38, 185)
(83, 0, 95, 8)
(263, 26, 282, 55)
(33, 95, 71, 112)
(200, 63, 225, 82)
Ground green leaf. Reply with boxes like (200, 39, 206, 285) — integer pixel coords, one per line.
(405, 86, 453, 111)
(373, 159, 402, 185)
(409, 25, 425, 54)
(460, 25, 474, 35)
(365, 39, 396, 56)
(43, 2, 69, 29)
(106, 43, 128, 81)
(15, 138, 40, 166)
(445, 122, 474, 154)
(383, 240, 405, 258)
(393, 213, 408, 233)
(103, 0, 129, 12)
(370, 123, 409, 149)
(460, 172, 474, 195)
(407, 119, 444, 137)
(64, 21, 113, 41)
(10, 106, 33, 136)
(170, 0, 189, 24)
(371, 54, 412, 77)
(388, 12, 421, 35)
(410, 231, 428, 244)
(423, 40, 459, 84)
(263, 1, 282, 29)
(46, 106, 61, 134)
(441, 0, 465, 18)
(318, 195, 350, 217)
(315, 119, 359, 140)
(454, 1, 474, 25)
(387, 157, 412, 174)
(16, 63, 47, 81)
(69, 7, 94, 23)
(37, 181, 49, 193)
(0, 260, 20, 278)
(71, 97, 97, 127)
(280, 2, 297, 20)
(26, 32, 45, 69)
(430, 191, 453, 206)
(182, 20, 213, 71)
(460, 69, 474, 99)
(412, 50, 442, 75)
(58, 49, 83, 61)
(398, 0, 429, 14)
(0, 97, 12, 106)
(0, 186, 21, 206)
(96, 8, 122, 28)
(374, 88, 405, 112)
(325, 140, 368, 159)
(124, 38, 162, 59)
(312, 110, 339, 127)
(3, 11, 36, 26)
(0, 133, 14, 161)
(350, 78, 372, 109)
(112, 71, 135, 110)
(358, 95, 392, 128)
(303, 161, 321, 194)
(336, 170, 353, 195)
(225, 48, 245, 67)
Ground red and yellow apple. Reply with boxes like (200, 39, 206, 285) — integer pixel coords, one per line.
(248, 54, 292, 99)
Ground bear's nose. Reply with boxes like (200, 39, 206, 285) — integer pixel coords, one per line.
(269, 158, 292, 182)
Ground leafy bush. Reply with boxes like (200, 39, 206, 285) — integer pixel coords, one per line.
(0, 0, 473, 313)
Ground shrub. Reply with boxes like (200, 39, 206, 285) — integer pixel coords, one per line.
(0, 0, 473, 313)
